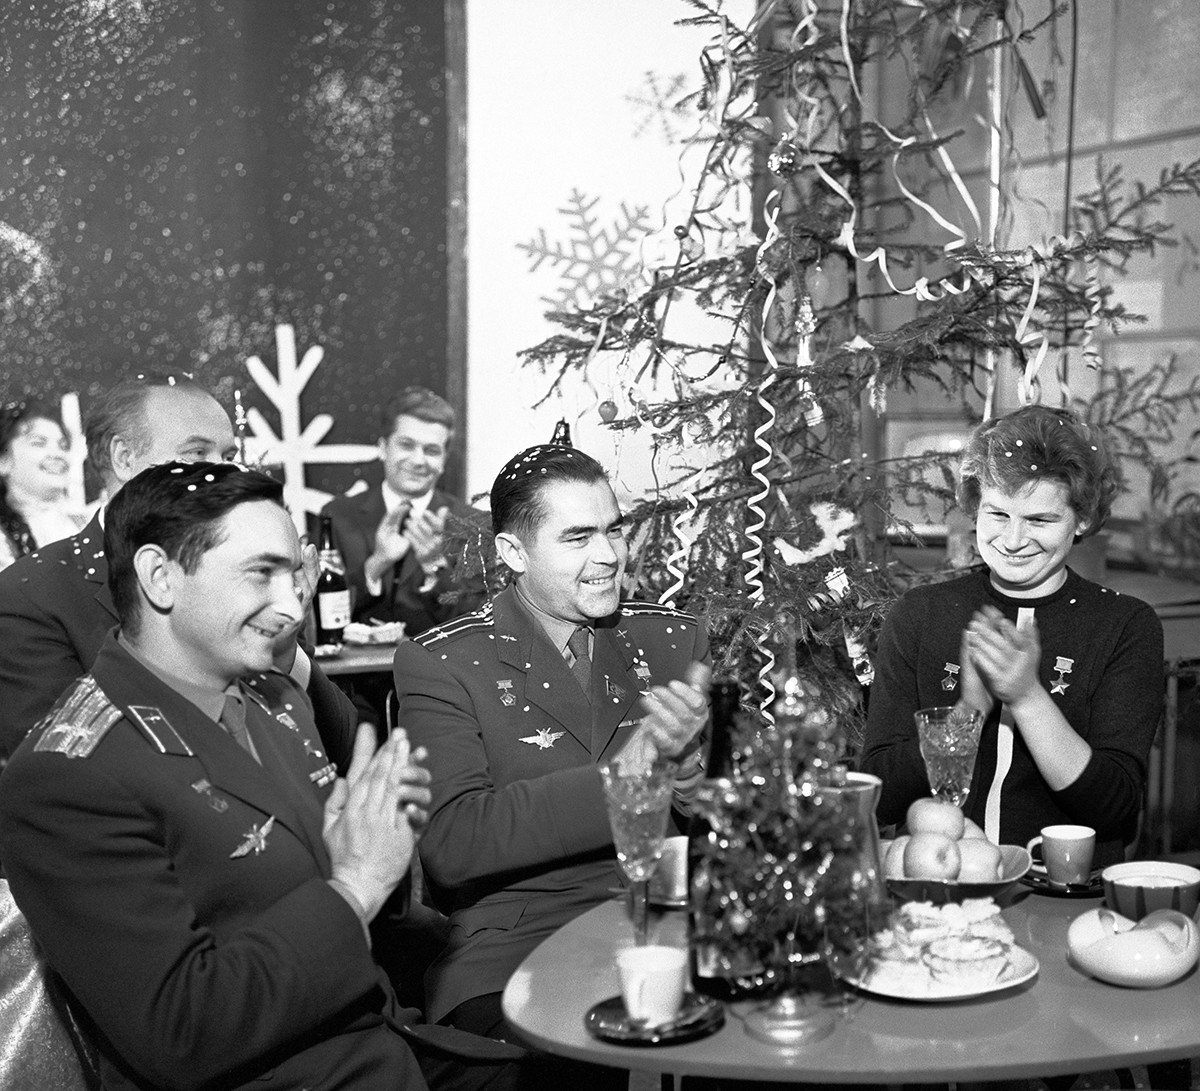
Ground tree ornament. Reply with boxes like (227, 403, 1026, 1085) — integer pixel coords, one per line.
(806, 263, 831, 309)
(597, 399, 618, 423)
(767, 137, 800, 177)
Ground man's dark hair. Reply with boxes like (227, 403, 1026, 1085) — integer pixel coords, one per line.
(378, 386, 456, 441)
(105, 461, 285, 632)
(490, 445, 608, 539)
(85, 371, 210, 485)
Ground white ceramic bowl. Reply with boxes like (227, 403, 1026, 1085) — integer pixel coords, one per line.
(1102, 861, 1200, 921)
(883, 843, 1032, 905)
(1068, 906, 1200, 988)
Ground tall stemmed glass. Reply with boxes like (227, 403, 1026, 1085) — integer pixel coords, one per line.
(915, 705, 984, 808)
(599, 758, 678, 946)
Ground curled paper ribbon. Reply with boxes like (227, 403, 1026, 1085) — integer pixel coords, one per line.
(743, 190, 784, 604)
(659, 490, 699, 608)
(757, 639, 777, 729)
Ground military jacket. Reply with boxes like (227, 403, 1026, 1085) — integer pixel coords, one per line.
(393, 585, 709, 1022)
(0, 635, 425, 1091)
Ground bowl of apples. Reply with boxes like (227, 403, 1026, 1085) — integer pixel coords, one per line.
(882, 798, 1031, 905)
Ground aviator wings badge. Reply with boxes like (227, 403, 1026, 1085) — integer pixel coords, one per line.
(230, 815, 275, 859)
(520, 728, 564, 750)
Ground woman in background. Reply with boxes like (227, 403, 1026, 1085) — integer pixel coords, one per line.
(0, 399, 86, 572)
(859, 405, 1163, 868)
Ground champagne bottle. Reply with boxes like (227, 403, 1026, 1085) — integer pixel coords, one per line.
(315, 515, 351, 645)
(688, 678, 764, 1000)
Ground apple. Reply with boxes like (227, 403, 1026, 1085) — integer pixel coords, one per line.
(961, 817, 988, 840)
(957, 838, 1004, 882)
(906, 797, 966, 840)
(884, 835, 911, 880)
(903, 832, 961, 881)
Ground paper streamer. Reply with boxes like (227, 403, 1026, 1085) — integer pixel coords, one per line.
(659, 491, 699, 608)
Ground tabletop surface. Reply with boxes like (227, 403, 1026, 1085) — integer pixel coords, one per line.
(502, 889, 1200, 1083)
(313, 642, 399, 676)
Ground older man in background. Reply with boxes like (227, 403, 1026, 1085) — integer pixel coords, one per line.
(0, 372, 355, 766)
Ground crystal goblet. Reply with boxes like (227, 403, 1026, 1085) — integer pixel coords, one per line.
(599, 758, 677, 946)
(915, 705, 984, 808)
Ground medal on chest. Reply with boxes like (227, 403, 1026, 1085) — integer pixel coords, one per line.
(941, 662, 959, 692)
(1050, 656, 1074, 695)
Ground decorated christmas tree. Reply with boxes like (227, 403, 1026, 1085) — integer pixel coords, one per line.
(516, 0, 1200, 735)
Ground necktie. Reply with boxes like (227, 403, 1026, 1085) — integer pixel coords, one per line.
(220, 693, 259, 763)
(567, 626, 592, 700)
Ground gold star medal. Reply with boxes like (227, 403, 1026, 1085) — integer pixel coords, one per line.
(230, 816, 275, 858)
(1050, 656, 1074, 695)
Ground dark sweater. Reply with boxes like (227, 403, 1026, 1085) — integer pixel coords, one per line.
(859, 566, 1163, 866)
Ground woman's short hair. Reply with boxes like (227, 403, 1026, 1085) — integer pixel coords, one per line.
(956, 405, 1116, 538)
(490, 444, 608, 539)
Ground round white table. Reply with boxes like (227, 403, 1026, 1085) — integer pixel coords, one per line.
(502, 888, 1200, 1084)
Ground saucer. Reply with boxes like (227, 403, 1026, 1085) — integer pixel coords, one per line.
(1020, 869, 1103, 897)
(584, 992, 724, 1046)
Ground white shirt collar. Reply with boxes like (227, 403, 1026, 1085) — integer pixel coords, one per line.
(381, 480, 434, 517)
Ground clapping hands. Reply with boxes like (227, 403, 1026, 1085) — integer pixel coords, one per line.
(616, 660, 711, 772)
(323, 724, 432, 924)
(961, 605, 1042, 710)
(368, 505, 449, 582)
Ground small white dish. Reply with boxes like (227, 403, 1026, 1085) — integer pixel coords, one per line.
(1067, 906, 1200, 988)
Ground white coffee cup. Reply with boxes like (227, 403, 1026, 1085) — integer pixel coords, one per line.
(1026, 824, 1095, 886)
(616, 944, 687, 1026)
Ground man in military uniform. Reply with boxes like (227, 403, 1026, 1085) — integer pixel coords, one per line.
(394, 444, 710, 1074)
(0, 461, 434, 1091)
(0, 372, 356, 766)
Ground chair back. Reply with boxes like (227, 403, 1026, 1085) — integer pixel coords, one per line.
(0, 879, 101, 1089)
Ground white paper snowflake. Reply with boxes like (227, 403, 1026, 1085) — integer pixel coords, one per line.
(517, 189, 653, 310)
(625, 71, 689, 143)
(242, 324, 377, 531)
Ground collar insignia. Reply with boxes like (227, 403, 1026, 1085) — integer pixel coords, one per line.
(276, 711, 299, 731)
(230, 816, 275, 858)
(520, 728, 564, 750)
(128, 706, 194, 756)
(605, 677, 625, 701)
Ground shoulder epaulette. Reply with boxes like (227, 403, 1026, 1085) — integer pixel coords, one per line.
(619, 600, 697, 622)
(416, 601, 495, 647)
(33, 675, 122, 759)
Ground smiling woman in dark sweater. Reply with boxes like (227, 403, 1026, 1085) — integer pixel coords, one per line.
(859, 406, 1163, 867)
